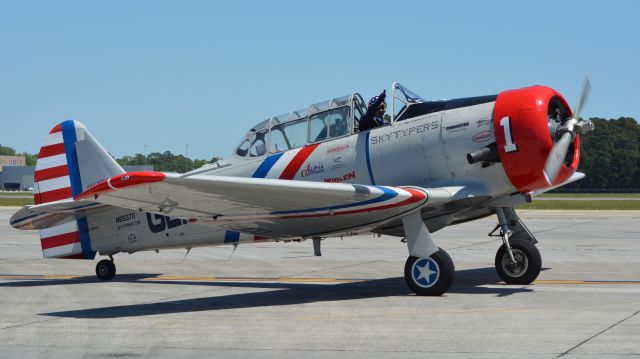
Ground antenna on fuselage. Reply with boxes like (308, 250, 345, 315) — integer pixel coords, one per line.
(226, 242, 239, 261)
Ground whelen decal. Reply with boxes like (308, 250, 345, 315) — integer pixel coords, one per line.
(323, 171, 356, 183)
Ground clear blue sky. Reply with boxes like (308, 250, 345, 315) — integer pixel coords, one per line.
(1, 1, 638, 160)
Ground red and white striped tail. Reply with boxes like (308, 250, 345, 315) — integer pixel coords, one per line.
(39, 218, 93, 259)
(34, 123, 74, 204)
(31, 120, 124, 259)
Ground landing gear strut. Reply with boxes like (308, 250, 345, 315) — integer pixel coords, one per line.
(491, 208, 541, 284)
(96, 256, 116, 281)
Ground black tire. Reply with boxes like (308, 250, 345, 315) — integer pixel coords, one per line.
(404, 248, 455, 296)
(495, 239, 541, 285)
(96, 259, 116, 281)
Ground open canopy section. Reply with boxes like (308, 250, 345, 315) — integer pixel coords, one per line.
(391, 82, 426, 121)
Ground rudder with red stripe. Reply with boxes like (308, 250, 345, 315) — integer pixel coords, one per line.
(39, 218, 95, 259)
(33, 120, 124, 259)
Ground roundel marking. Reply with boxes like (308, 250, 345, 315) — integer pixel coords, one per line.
(411, 257, 440, 288)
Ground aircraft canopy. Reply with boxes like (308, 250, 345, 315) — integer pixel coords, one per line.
(234, 83, 428, 159)
(235, 93, 367, 158)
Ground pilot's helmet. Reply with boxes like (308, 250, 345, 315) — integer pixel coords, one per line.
(369, 96, 380, 107)
(369, 96, 387, 112)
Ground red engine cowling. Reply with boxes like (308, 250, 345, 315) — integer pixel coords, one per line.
(493, 86, 580, 193)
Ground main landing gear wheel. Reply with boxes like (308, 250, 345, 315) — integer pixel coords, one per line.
(404, 248, 454, 296)
(96, 259, 116, 281)
(495, 239, 541, 285)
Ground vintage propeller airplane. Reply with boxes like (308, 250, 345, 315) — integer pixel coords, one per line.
(10, 80, 593, 296)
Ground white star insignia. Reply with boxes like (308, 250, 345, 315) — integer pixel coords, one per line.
(417, 261, 436, 284)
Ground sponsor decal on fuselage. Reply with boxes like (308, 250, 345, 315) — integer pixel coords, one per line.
(329, 156, 345, 170)
(116, 212, 140, 231)
(476, 119, 493, 127)
(300, 163, 325, 177)
(116, 212, 136, 223)
(323, 171, 356, 183)
(126, 232, 138, 243)
(327, 144, 350, 154)
(445, 122, 469, 132)
(370, 121, 439, 145)
(472, 131, 495, 143)
(146, 213, 188, 234)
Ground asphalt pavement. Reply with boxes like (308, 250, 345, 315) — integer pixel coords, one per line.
(1, 208, 639, 358)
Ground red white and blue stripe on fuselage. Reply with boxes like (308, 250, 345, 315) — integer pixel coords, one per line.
(252, 143, 321, 180)
(251, 132, 377, 184)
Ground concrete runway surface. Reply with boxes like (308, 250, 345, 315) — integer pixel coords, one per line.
(1, 207, 639, 358)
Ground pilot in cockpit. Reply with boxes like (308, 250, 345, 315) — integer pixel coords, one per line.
(359, 90, 387, 132)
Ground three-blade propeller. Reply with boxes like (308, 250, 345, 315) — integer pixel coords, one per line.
(543, 77, 594, 184)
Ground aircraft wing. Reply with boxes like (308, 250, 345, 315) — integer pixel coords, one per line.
(11, 171, 458, 239)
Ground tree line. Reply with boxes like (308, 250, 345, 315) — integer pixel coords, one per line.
(1, 117, 638, 189)
(0, 145, 216, 173)
(562, 117, 639, 191)
(116, 152, 218, 173)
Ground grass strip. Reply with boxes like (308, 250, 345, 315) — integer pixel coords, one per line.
(538, 193, 640, 198)
(0, 198, 34, 206)
(520, 200, 640, 210)
(0, 192, 34, 197)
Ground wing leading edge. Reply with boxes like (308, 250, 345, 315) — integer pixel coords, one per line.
(12, 171, 461, 238)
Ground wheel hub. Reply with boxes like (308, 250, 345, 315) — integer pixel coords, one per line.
(502, 249, 528, 277)
(98, 265, 108, 276)
(411, 258, 440, 288)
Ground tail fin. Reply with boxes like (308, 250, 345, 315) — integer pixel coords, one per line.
(31, 120, 123, 259)
(39, 217, 95, 259)
(34, 120, 124, 204)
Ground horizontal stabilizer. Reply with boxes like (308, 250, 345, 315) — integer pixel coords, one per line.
(10, 199, 108, 230)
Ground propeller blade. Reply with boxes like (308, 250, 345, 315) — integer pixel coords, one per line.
(573, 76, 591, 120)
(543, 76, 592, 184)
(544, 132, 573, 184)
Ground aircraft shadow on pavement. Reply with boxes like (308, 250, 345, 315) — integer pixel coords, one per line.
(14, 267, 532, 319)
